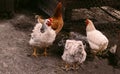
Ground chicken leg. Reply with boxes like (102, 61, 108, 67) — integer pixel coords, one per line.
(72, 63, 79, 70)
(32, 47, 38, 57)
(62, 63, 71, 71)
(42, 47, 48, 57)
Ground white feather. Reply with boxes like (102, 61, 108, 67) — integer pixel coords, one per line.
(62, 40, 87, 64)
(29, 19, 56, 48)
(86, 19, 109, 53)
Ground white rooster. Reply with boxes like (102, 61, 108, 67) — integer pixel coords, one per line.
(85, 19, 109, 55)
(29, 2, 63, 57)
(62, 40, 87, 70)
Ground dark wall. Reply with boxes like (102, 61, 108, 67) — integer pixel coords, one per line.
(63, 0, 120, 8)
(0, 0, 14, 12)
(0, 0, 120, 13)
(0, 0, 120, 18)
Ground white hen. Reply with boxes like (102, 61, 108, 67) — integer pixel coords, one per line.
(85, 19, 109, 55)
(29, 19, 56, 57)
(62, 39, 86, 70)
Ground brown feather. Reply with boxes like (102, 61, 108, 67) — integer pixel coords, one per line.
(51, 2, 64, 34)
(53, 2, 62, 18)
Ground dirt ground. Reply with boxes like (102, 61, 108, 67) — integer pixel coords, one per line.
(0, 12, 120, 74)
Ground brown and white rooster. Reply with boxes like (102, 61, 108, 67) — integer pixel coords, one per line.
(85, 19, 109, 55)
(29, 2, 63, 57)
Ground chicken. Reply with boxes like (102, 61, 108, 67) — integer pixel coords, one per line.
(62, 40, 87, 71)
(85, 19, 109, 56)
(29, 2, 63, 57)
(37, 2, 63, 34)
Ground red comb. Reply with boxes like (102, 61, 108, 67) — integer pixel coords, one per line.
(46, 21, 51, 26)
(86, 19, 89, 25)
(49, 18, 53, 22)
(46, 18, 53, 26)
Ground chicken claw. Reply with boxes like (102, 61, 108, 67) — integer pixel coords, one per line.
(41, 48, 48, 57)
(62, 63, 71, 71)
(72, 63, 79, 70)
(32, 47, 38, 57)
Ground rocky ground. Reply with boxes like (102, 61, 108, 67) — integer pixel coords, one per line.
(0, 6, 120, 74)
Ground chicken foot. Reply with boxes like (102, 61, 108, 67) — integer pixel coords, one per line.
(41, 48, 48, 57)
(72, 63, 79, 70)
(62, 63, 71, 71)
(32, 47, 40, 57)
